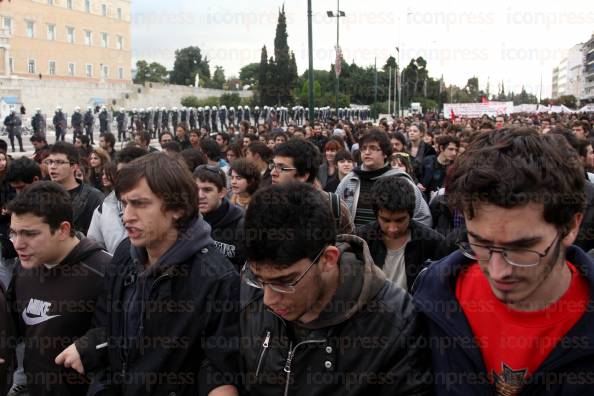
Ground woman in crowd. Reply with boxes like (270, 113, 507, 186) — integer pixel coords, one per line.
(391, 152, 417, 182)
(318, 139, 343, 192)
(226, 143, 243, 165)
(408, 123, 436, 180)
(228, 158, 261, 210)
(88, 147, 111, 192)
(175, 122, 191, 150)
(324, 149, 355, 193)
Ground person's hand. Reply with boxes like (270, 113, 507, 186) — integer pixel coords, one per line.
(0, 357, 4, 364)
(55, 343, 84, 374)
(208, 385, 238, 396)
(417, 183, 426, 192)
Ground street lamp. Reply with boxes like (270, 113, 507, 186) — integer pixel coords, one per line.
(396, 47, 401, 118)
(307, 0, 314, 124)
(327, 1, 346, 119)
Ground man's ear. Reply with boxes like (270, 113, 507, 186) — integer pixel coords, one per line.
(58, 221, 73, 240)
(562, 212, 584, 247)
(296, 172, 310, 183)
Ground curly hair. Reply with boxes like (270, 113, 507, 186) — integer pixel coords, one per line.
(229, 158, 261, 195)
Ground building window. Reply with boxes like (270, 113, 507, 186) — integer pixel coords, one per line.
(116, 35, 123, 50)
(102, 65, 109, 79)
(2, 17, 12, 35)
(84, 30, 92, 46)
(67, 27, 75, 43)
(101, 32, 108, 48)
(118, 67, 124, 80)
(67, 0, 73, 9)
(85, 0, 91, 13)
(47, 24, 56, 41)
(86, 64, 93, 77)
(28, 59, 36, 74)
(68, 63, 75, 76)
(101, 4, 108, 16)
(48, 60, 56, 75)
(26, 21, 35, 38)
(8, 58, 13, 73)
(117, 8, 122, 20)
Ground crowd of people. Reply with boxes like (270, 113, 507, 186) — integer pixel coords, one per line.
(0, 107, 593, 395)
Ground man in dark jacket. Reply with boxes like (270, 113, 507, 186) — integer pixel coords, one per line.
(47, 142, 104, 235)
(356, 176, 447, 291)
(31, 108, 46, 138)
(7, 181, 111, 396)
(414, 128, 594, 395)
(240, 182, 431, 396)
(83, 107, 94, 145)
(57, 153, 240, 396)
(194, 164, 244, 269)
(71, 107, 84, 143)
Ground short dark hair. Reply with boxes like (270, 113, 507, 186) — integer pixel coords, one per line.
(550, 127, 588, 158)
(48, 141, 79, 164)
(193, 165, 227, 191)
(7, 181, 74, 236)
(115, 153, 198, 231)
(243, 182, 336, 267)
(273, 139, 321, 183)
(200, 139, 222, 161)
(435, 135, 460, 151)
(0, 140, 6, 153)
(137, 131, 151, 146)
(229, 158, 261, 195)
(102, 132, 116, 148)
(389, 132, 407, 148)
(6, 157, 42, 185)
(447, 128, 586, 234)
(371, 176, 416, 217)
(30, 135, 47, 144)
(117, 146, 147, 164)
(162, 141, 182, 153)
(247, 141, 272, 162)
(180, 148, 206, 172)
(334, 149, 353, 165)
(159, 131, 174, 142)
(216, 132, 230, 144)
(359, 128, 392, 159)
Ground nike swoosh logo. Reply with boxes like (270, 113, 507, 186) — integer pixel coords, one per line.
(22, 310, 60, 326)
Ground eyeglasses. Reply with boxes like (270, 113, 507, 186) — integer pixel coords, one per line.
(268, 162, 297, 173)
(43, 159, 73, 167)
(360, 145, 382, 153)
(241, 246, 327, 294)
(457, 233, 559, 268)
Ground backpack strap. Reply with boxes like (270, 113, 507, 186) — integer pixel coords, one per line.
(327, 192, 341, 229)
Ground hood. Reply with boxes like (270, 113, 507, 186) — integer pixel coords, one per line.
(130, 216, 213, 276)
(56, 234, 106, 268)
(204, 199, 244, 230)
(298, 234, 386, 330)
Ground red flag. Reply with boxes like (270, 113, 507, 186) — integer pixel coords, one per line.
(481, 96, 488, 104)
(450, 109, 456, 122)
(335, 46, 342, 77)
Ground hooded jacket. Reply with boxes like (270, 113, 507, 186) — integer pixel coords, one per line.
(335, 166, 433, 228)
(87, 191, 127, 254)
(8, 236, 111, 396)
(204, 198, 245, 270)
(81, 217, 240, 396)
(413, 246, 594, 395)
(240, 235, 431, 396)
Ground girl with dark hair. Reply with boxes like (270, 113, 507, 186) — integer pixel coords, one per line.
(226, 143, 243, 165)
(228, 158, 261, 210)
(88, 147, 111, 192)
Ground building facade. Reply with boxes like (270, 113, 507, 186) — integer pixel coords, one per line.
(583, 34, 594, 103)
(551, 44, 583, 100)
(0, 0, 131, 82)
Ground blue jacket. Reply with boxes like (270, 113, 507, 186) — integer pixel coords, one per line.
(413, 246, 594, 395)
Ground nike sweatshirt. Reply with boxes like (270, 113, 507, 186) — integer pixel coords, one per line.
(8, 236, 111, 396)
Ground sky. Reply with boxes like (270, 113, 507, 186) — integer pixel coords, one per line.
(132, 0, 594, 99)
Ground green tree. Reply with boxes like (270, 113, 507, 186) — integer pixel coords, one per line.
(239, 62, 260, 87)
(169, 46, 210, 86)
(465, 77, 480, 102)
(556, 95, 578, 108)
(272, 5, 292, 104)
(133, 60, 169, 84)
(207, 66, 225, 89)
(258, 46, 269, 105)
(219, 93, 241, 108)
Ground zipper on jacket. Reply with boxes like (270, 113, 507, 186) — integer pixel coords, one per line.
(282, 338, 326, 396)
(255, 330, 271, 379)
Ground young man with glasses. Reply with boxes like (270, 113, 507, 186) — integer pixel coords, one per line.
(413, 128, 594, 395)
(270, 139, 354, 234)
(46, 142, 104, 235)
(335, 129, 432, 227)
(240, 182, 430, 395)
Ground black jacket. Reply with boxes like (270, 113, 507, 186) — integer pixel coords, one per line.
(576, 180, 594, 252)
(8, 236, 111, 396)
(69, 182, 105, 235)
(413, 246, 594, 395)
(240, 235, 431, 396)
(0, 283, 14, 396)
(203, 198, 245, 270)
(355, 220, 448, 291)
(81, 217, 240, 396)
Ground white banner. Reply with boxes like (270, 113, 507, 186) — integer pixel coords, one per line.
(443, 101, 514, 117)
